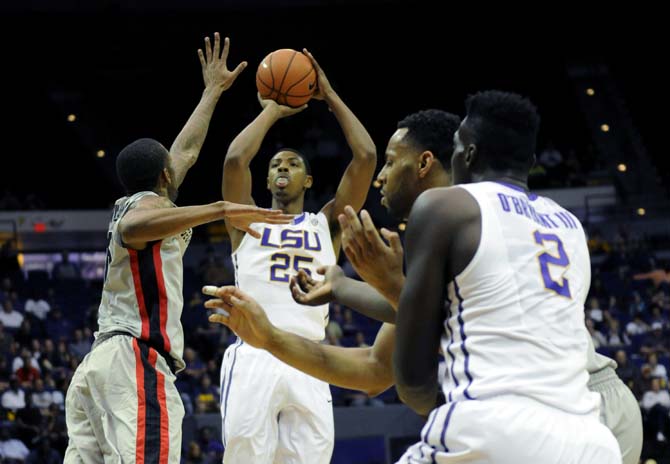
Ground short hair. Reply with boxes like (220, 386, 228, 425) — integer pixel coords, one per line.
(116, 138, 168, 194)
(273, 148, 312, 175)
(397, 110, 461, 165)
(464, 90, 540, 171)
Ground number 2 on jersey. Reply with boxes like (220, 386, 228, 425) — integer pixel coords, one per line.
(270, 253, 314, 282)
(533, 231, 572, 298)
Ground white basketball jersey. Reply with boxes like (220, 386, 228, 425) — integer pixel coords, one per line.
(232, 212, 336, 341)
(441, 182, 600, 415)
(97, 191, 192, 372)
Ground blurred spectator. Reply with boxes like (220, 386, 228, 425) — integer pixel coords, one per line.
(44, 402, 67, 449)
(44, 308, 73, 342)
(626, 315, 650, 337)
(14, 394, 42, 451)
(68, 329, 91, 361)
(649, 306, 669, 329)
(198, 426, 224, 463)
(644, 353, 668, 381)
(0, 300, 23, 331)
(198, 247, 232, 287)
(15, 350, 40, 387)
(587, 297, 603, 325)
(640, 378, 670, 443)
(355, 331, 369, 348)
(614, 350, 638, 389)
(0, 425, 29, 462)
(325, 313, 343, 343)
(185, 441, 205, 464)
(194, 375, 219, 414)
(641, 322, 669, 356)
(14, 320, 34, 349)
(1, 377, 25, 411)
(603, 319, 629, 348)
(586, 319, 606, 349)
(52, 250, 81, 281)
(31, 378, 53, 411)
(0, 321, 14, 353)
(628, 292, 647, 317)
(183, 348, 206, 385)
(24, 290, 51, 322)
(342, 309, 358, 337)
(26, 437, 61, 464)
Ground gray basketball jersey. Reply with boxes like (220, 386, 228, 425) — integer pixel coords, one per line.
(97, 191, 191, 372)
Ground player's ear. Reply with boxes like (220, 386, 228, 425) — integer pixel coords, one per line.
(267, 175, 271, 191)
(418, 151, 435, 178)
(304, 175, 313, 189)
(464, 144, 478, 168)
(161, 167, 172, 186)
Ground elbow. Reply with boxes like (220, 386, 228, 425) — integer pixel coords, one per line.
(363, 371, 394, 398)
(357, 146, 377, 165)
(119, 222, 141, 244)
(396, 383, 435, 416)
(223, 151, 245, 168)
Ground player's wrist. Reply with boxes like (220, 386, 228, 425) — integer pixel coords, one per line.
(203, 85, 225, 99)
(265, 325, 282, 352)
(379, 274, 405, 309)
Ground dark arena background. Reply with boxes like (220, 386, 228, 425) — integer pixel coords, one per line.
(0, 1, 668, 463)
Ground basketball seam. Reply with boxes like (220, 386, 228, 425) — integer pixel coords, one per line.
(276, 50, 297, 96)
(268, 53, 275, 91)
(257, 77, 273, 96)
(284, 66, 315, 95)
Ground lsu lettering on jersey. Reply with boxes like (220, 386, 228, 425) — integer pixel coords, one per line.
(97, 191, 192, 372)
(441, 181, 600, 415)
(232, 211, 336, 341)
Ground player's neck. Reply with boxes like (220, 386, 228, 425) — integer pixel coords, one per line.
(475, 170, 528, 191)
(425, 168, 451, 190)
(271, 196, 304, 215)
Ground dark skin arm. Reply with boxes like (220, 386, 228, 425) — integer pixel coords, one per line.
(393, 187, 480, 415)
(119, 195, 293, 250)
(290, 265, 397, 323)
(305, 50, 376, 253)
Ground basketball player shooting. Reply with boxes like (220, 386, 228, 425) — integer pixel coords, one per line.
(217, 49, 377, 463)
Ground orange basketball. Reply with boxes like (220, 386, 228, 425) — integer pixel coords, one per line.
(256, 49, 316, 108)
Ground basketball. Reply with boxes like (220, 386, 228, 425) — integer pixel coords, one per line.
(256, 49, 316, 108)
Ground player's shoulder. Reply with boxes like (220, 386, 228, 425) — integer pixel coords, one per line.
(407, 186, 479, 236)
(412, 186, 479, 218)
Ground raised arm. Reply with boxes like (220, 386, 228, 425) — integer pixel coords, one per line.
(222, 96, 306, 248)
(119, 196, 293, 250)
(170, 33, 247, 188)
(304, 50, 377, 234)
(204, 285, 395, 396)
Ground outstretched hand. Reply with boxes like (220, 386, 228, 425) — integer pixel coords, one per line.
(289, 265, 345, 306)
(202, 285, 276, 350)
(338, 206, 404, 295)
(198, 32, 247, 91)
(222, 201, 294, 239)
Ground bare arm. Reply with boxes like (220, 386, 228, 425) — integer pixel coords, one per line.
(393, 188, 479, 415)
(204, 285, 395, 396)
(170, 33, 247, 188)
(119, 196, 293, 249)
(304, 50, 376, 234)
(289, 266, 396, 323)
(222, 98, 306, 248)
